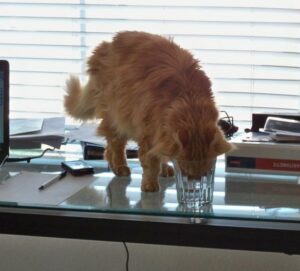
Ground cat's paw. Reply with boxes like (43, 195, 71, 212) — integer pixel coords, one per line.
(141, 180, 160, 192)
(115, 165, 131, 176)
(160, 164, 174, 177)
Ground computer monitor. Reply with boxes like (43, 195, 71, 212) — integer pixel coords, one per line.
(0, 60, 9, 164)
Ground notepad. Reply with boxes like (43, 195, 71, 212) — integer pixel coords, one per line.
(0, 171, 96, 205)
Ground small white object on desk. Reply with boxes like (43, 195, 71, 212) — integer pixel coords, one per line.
(10, 117, 66, 148)
(10, 118, 43, 136)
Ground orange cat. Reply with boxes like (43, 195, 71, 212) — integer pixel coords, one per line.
(64, 31, 232, 192)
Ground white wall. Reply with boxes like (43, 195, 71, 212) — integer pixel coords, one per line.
(0, 234, 300, 271)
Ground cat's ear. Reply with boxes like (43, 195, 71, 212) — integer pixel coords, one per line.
(211, 130, 233, 155)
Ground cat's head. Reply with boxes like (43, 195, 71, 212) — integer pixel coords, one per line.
(149, 100, 233, 178)
(154, 126, 231, 178)
(173, 126, 232, 178)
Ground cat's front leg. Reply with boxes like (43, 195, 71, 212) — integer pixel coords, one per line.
(139, 140, 160, 192)
(141, 156, 161, 192)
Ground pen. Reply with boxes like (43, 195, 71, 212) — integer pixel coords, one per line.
(38, 170, 67, 190)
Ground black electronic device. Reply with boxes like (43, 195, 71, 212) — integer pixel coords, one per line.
(83, 143, 105, 160)
(83, 142, 138, 160)
(218, 111, 238, 138)
(0, 60, 9, 165)
(61, 160, 94, 176)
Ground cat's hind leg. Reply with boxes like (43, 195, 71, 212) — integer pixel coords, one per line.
(98, 120, 131, 176)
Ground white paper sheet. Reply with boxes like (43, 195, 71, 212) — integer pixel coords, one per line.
(0, 171, 96, 205)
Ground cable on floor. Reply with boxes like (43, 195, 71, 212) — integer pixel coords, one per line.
(123, 241, 130, 271)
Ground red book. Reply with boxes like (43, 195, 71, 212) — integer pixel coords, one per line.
(227, 156, 300, 174)
(226, 135, 300, 175)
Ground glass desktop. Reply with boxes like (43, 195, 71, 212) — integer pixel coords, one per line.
(1, 142, 299, 223)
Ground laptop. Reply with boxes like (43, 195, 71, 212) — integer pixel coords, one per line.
(0, 60, 9, 166)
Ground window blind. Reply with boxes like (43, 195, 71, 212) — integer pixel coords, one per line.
(0, 0, 299, 129)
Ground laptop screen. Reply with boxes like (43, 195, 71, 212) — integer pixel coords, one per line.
(0, 60, 9, 162)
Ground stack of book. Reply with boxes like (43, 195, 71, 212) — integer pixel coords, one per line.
(226, 116, 300, 175)
(226, 137, 300, 175)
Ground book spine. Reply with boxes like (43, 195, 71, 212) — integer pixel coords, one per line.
(226, 156, 300, 172)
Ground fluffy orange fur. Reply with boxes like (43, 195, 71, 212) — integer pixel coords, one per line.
(64, 31, 232, 192)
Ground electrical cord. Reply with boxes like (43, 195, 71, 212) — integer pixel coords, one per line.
(5, 147, 55, 163)
(0, 154, 8, 168)
(123, 242, 130, 271)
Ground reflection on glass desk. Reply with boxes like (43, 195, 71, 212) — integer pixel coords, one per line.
(62, 169, 300, 221)
(1, 151, 300, 222)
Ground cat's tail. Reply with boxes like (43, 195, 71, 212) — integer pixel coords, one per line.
(64, 75, 96, 121)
